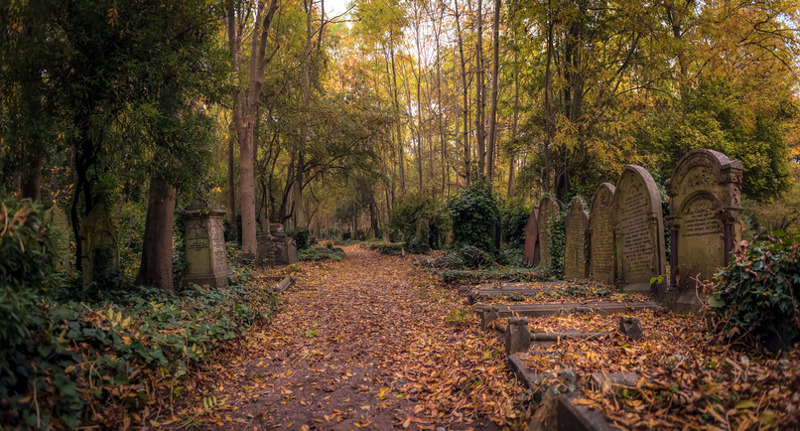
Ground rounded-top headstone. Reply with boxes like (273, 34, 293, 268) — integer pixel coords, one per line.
(613, 165, 666, 294)
(523, 206, 540, 266)
(589, 183, 616, 284)
(666, 148, 743, 294)
(564, 196, 590, 280)
(537, 197, 560, 269)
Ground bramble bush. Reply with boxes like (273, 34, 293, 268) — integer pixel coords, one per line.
(710, 235, 800, 353)
(445, 180, 499, 254)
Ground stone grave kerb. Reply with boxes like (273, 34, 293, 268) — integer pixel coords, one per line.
(537, 197, 561, 270)
(589, 183, 616, 284)
(665, 149, 743, 297)
(524, 206, 540, 266)
(613, 165, 666, 297)
(564, 196, 590, 280)
(182, 200, 228, 287)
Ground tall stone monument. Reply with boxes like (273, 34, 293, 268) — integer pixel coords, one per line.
(79, 203, 120, 290)
(537, 197, 560, 269)
(523, 206, 540, 266)
(43, 204, 71, 269)
(665, 149, 743, 311)
(613, 165, 666, 295)
(183, 201, 228, 287)
(564, 196, 590, 280)
(589, 183, 616, 284)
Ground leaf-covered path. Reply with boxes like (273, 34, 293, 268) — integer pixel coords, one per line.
(181, 246, 531, 430)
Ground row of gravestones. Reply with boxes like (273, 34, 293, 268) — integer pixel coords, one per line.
(45, 200, 297, 290)
(524, 149, 743, 311)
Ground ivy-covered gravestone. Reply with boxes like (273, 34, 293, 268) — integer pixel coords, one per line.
(43, 204, 71, 269)
(79, 203, 120, 290)
(537, 197, 560, 269)
(564, 196, 589, 280)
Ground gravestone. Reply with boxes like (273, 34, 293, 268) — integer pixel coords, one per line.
(613, 165, 666, 295)
(183, 201, 228, 287)
(537, 197, 560, 269)
(523, 206, 540, 266)
(564, 196, 589, 280)
(256, 223, 298, 267)
(589, 183, 616, 283)
(43, 204, 71, 269)
(665, 149, 743, 311)
(79, 203, 120, 290)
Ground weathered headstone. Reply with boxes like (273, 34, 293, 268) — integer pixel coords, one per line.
(79, 203, 120, 290)
(43, 204, 71, 269)
(537, 197, 560, 269)
(564, 196, 590, 280)
(523, 206, 540, 266)
(589, 183, 616, 283)
(505, 317, 532, 355)
(183, 201, 228, 287)
(613, 165, 666, 295)
(256, 223, 299, 267)
(665, 149, 743, 311)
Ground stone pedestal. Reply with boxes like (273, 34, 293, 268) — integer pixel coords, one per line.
(183, 201, 228, 287)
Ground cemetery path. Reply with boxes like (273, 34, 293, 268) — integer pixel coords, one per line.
(181, 246, 532, 430)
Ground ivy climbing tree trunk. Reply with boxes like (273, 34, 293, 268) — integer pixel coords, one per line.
(136, 176, 176, 291)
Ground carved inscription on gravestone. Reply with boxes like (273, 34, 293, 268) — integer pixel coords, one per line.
(614, 165, 666, 292)
(537, 197, 560, 269)
(590, 183, 616, 283)
(666, 149, 742, 297)
(564, 196, 589, 280)
(183, 201, 228, 287)
(523, 206, 540, 266)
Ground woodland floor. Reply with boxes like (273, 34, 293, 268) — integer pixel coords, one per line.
(174, 246, 532, 430)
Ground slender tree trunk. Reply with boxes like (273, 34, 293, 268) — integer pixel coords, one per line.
(486, 0, 501, 185)
(414, 5, 424, 194)
(135, 176, 176, 291)
(390, 43, 405, 197)
(475, 0, 485, 178)
(227, 118, 238, 242)
(508, 47, 519, 197)
(454, 0, 470, 185)
(543, 13, 554, 195)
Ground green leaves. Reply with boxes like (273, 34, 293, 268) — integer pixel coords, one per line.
(446, 180, 500, 254)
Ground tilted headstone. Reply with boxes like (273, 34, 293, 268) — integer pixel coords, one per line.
(589, 183, 616, 284)
(523, 206, 540, 266)
(537, 197, 560, 269)
(43, 204, 71, 269)
(613, 165, 666, 295)
(79, 203, 120, 290)
(564, 196, 590, 280)
(183, 201, 228, 287)
(665, 149, 743, 310)
(256, 222, 299, 268)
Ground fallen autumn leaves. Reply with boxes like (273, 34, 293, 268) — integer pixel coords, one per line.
(170, 246, 534, 430)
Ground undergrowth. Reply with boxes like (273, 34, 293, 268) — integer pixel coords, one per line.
(298, 246, 346, 261)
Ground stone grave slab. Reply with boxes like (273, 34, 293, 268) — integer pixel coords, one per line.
(589, 183, 616, 284)
(665, 149, 743, 312)
(183, 201, 228, 287)
(470, 281, 562, 301)
(613, 165, 666, 296)
(564, 196, 589, 280)
(477, 300, 662, 328)
(537, 197, 560, 269)
(524, 206, 540, 266)
(79, 203, 120, 290)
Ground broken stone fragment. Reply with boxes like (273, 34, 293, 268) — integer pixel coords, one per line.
(619, 316, 643, 340)
(506, 317, 532, 355)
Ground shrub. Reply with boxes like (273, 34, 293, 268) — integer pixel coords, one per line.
(445, 180, 499, 253)
(710, 237, 800, 352)
(406, 238, 431, 255)
(286, 227, 310, 250)
(298, 246, 346, 262)
(546, 214, 565, 277)
(388, 193, 448, 248)
(457, 245, 495, 269)
(377, 242, 404, 255)
(499, 198, 530, 248)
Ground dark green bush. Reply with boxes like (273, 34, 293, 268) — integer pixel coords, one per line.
(286, 227, 310, 250)
(406, 238, 431, 255)
(445, 180, 499, 253)
(388, 193, 448, 248)
(710, 237, 800, 352)
(457, 245, 495, 269)
(377, 242, 404, 255)
(546, 215, 565, 278)
(499, 198, 530, 248)
(299, 246, 346, 261)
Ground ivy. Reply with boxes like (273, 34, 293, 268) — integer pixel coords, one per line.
(445, 180, 500, 254)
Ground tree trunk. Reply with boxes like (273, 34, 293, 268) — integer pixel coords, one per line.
(486, 0, 501, 185)
(135, 176, 176, 291)
(454, 0, 471, 185)
(227, 118, 238, 242)
(543, 14, 554, 195)
(475, 0, 485, 179)
(508, 47, 519, 197)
